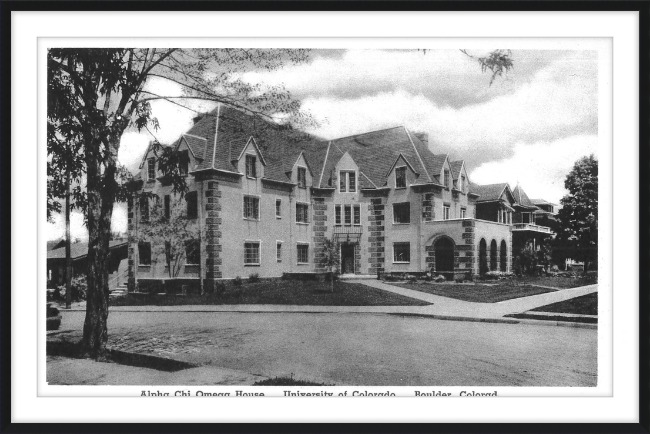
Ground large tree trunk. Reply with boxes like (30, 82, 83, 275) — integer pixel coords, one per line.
(81, 133, 119, 359)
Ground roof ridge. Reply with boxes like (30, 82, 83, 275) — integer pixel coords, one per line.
(329, 125, 404, 142)
(404, 127, 431, 182)
(211, 104, 222, 170)
(183, 133, 207, 140)
(318, 141, 332, 187)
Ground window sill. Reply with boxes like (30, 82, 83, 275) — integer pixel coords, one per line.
(244, 263, 261, 267)
(393, 222, 411, 225)
(276, 216, 282, 219)
(246, 176, 258, 180)
(394, 186, 407, 190)
(296, 222, 310, 225)
(297, 262, 309, 265)
(243, 218, 260, 222)
(392, 261, 411, 264)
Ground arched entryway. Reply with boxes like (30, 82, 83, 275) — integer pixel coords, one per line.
(490, 240, 498, 271)
(434, 237, 455, 280)
(500, 240, 507, 272)
(479, 238, 488, 276)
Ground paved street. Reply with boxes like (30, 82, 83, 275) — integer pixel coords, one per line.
(52, 310, 597, 386)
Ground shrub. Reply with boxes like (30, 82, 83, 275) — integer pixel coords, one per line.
(433, 274, 446, 283)
(233, 276, 243, 287)
(325, 271, 340, 282)
(248, 273, 260, 283)
(484, 271, 515, 280)
(55, 276, 87, 301)
(405, 274, 417, 283)
(215, 281, 226, 295)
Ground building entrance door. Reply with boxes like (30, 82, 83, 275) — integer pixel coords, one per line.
(341, 243, 355, 274)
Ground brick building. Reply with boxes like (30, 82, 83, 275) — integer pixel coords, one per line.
(126, 104, 555, 291)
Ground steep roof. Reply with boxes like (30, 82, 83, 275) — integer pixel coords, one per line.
(450, 161, 464, 179)
(471, 183, 510, 202)
(316, 126, 443, 188)
(530, 198, 558, 207)
(47, 240, 127, 260)
(512, 184, 538, 208)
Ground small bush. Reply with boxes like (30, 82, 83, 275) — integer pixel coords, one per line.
(484, 271, 515, 280)
(55, 276, 87, 301)
(233, 276, 243, 287)
(433, 274, 446, 283)
(248, 273, 260, 284)
(215, 281, 226, 295)
(405, 274, 417, 283)
(325, 271, 339, 282)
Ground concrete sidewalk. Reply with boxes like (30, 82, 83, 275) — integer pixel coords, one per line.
(61, 281, 597, 328)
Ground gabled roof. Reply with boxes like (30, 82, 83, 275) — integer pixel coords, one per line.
(530, 198, 558, 207)
(47, 240, 127, 260)
(316, 126, 441, 188)
(386, 153, 419, 178)
(471, 183, 511, 202)
(180, 134, 207, 161)
(512, 184, 538, 209)
(450, 161, 465, 179)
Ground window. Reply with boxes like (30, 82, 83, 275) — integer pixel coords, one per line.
(276, 199, 282, 218)
(297, 244, 309, 264)
(139, 196, 149, 222)
(147, 158, 155, 181)
(460, 207, 466, 219)
(244, 242, 260, 265)
(444, 169, 450, 188)
(422, 193, 434, 222)
(523, 213, 530, 224)
(395, 166, 407, 188)
(164, 195, 170, 220)
(276, 242, 282, 262)
(339, 171, 356, 192)
(443, 204, 450, 220)
(344, 205, 352, 226)
(245, 154, 257, 178)
(297, 167, 307, 188)
(138, 242, 151, 265)
(393, 242, 410, 263)
(335, 205, 342, 226)
(186, 191, 198, 219)
(243, 196, 260, 220)
(393, 202, 410, 224)
(296, 203, 309, 223)
(460, 175, 466, 192)
(185, 239, 200, 265)
(353, 205, 360, 225)
(179, 150, 189, 176)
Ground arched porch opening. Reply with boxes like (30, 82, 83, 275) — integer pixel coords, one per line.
(500, 240, 507, 272)
(433, 237, 455, 281)
(479, 238, 488, 276)
(490, 239, 498, 271)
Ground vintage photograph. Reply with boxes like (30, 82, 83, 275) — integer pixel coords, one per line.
(45, 47, 599, 389)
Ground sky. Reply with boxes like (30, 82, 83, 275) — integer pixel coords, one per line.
(47, 48, 599, 241)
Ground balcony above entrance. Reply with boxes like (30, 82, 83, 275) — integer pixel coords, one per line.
(333, 226, 363, 243)
(511, 223, 553, 234)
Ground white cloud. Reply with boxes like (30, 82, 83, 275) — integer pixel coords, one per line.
(469, 134, 598, 204)
(46, 205, 128, 241)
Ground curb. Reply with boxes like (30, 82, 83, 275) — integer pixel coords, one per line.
(387, 312, 520, 324)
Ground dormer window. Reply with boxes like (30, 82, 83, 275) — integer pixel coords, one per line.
(147, 158, 155, 181)
(297, 167, 307, 188)
(395, 167, 407, 189)
(339, 171, 356, 193)
(245, 154, 257, 178)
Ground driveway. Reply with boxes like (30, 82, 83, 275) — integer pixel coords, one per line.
(51, 311, 597, 387)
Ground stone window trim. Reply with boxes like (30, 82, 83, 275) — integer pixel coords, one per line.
(244, 240, 261, 266)
(393, 242, 411, 263)
(443, 203, 451, 220)
(460, 206, 467, 219)
(392, 202, 411, 225)
(245, 154, 257, 179)
(243, 195, 261, 221)
(296, 202, 309, 224)
(276, 240, 283, 263)
(296, 243, 310, 264)
(297, 166, 307, 189)
(339, 170, 357, 193)
(275, 198, 282, 219)
(395, 166, 407, 189)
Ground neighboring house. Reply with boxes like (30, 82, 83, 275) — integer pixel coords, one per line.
(471, 183, 556, 268)
(126, 104, 524, 291)
(46, 240, 128, 288)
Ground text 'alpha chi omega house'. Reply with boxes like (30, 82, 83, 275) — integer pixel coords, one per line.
(126, 104, 556, 292)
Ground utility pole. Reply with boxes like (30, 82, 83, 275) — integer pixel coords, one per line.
(65, 155, 72, 310)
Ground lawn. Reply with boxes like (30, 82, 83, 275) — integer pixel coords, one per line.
(530, 292, 598, 315)
(391, 282, 558, 303)
(111, 280, 429, 307)
(512, 276, 597, 289)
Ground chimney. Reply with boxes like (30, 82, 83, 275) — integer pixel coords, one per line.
(414, 132, 429, 147)
(192, 113, 205, 125)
